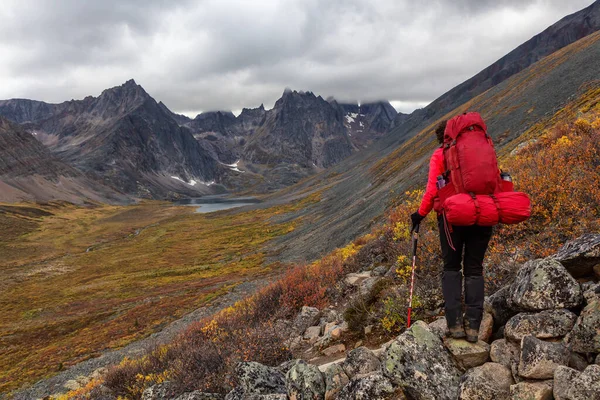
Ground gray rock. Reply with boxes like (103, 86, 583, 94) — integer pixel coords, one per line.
(596, 354, 600, 365)
(142, 382, 178, 400)
(509, 258, 583, 311)
(490, 339, 520, 368)
(323, 364, 349, 400)
(278, 359, 300, 375)
(295, 306, 322, 333)
(583, 282, 600, 303)
(553, 365, 580, 400)
(458, 362, 514, 400)
(566, 364, 600, 399)
(175, 392, 223, 400)
(518, 336, 570, 379)
(341, 347, 381, 379)
(428, 317, 447, 338)
(504, 309, 577, 341)
(510, 380, 553, 400)
(304, 326, 322, 342)
(235, 362, 287, 396)
(566, 297, 600, 353)
(382, 321, 461, 400)
(569, 352, 589, 371)
(479, 312, 494, 343)
(225, 387, 244, 400)
(484, 286, 519, 329)
(372, 265, 389, 276)
(444, 338, 490, 369)
(336, 372, 398, 400)
(554, 233, 600, 279)
(286, 360, 325, 400)
(359, 277, 381, 294)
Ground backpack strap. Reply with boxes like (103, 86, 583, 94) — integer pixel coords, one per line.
(489, 194, 502, 224)
(469, 192, 481, 225)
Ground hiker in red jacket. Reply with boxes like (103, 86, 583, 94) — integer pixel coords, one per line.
(410, 120, 493, 342)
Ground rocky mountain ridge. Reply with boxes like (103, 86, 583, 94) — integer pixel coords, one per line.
(0, 117, 126, 203)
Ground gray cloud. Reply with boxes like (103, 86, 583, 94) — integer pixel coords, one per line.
(0, 0, 595, 115)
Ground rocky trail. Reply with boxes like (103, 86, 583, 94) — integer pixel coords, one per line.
(137, 234, 600, 400)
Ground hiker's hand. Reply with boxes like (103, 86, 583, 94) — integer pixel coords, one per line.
(410, 211, 425, 233)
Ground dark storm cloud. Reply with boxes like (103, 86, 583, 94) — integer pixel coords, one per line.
(0, 0, 595, 115)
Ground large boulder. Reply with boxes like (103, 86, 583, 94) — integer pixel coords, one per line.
(286, 360, 325, 400)
(518, 336, 570, 379)
(235, 362, 287, 396)
(554, 233, 600, 279)
(509, 381, 553, 400)
(335, 372, 399, 400)
(484, 286, 519, 329)
(504, 309, 577, 341)
(566, 364, 600, 399)
(323, 364, 349, 400)
(509, 258, 582, 311)
(458, 362, 513, 400)
(565, 297, 600, 353)
(443, 338, 490, 369)
(489, 339, 520, 368)
(382, 321, 462, 400)
(553, 365, 580, 400)
(341, 347, 381, 379)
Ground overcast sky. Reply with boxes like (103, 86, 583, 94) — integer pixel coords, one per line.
(0, 0, 595, 116)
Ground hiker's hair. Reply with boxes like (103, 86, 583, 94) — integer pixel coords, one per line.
(435, 120, 447, 144)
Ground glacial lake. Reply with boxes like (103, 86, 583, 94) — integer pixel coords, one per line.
(174, 196, 261, 213)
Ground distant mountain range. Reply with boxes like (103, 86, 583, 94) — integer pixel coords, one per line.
(0, 82, 397, 200)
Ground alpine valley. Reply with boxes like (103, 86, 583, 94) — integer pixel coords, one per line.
(1, 1, 600, 399)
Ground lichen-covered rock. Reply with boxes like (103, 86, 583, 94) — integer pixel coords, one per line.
(565, 297, 600, 353)
(225, 387, 244, 400)
(479, 312, 494, 343)
(323, 364, 349, 400)
(510, 380, 553, 400)
(504, 309, 577, 341)
(278, 359, 300, 375)
(583, 282, 600, 303)
(428, 317, 447, 338)
(554, 233, 600, 279)
(553, 365, 580, 400)
(235, 362, 287, 396)
(444, 338, 490, 369)
(566, 364, 600, 400)
(509, 258, 583, 311)
(295, 306, 322, 333)
(490, 339, 520, 368)
(336, 372, 399, 400)
(518, 336, 570, 379)
(174, 392, 223, 400)
(142, 382, 178, 400)
(286, 360, 325, 400)
(484, 286, 519, 329)
(341, 346, 381, 379)
(458, 362, 514, 400)
(382, 321, 461, 400)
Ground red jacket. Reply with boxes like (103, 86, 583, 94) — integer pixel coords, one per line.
(418, 147, 445, 217)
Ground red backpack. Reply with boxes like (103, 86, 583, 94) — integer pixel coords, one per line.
(436, 112, 531, 226)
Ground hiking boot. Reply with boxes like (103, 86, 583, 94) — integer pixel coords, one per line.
(447, 324, 466, 339)
(465, 327, 479, 343)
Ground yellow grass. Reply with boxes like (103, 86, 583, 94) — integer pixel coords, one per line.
(0, 195, 318, 393)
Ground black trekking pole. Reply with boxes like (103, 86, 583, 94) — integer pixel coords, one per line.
(407, 223, 420, 328)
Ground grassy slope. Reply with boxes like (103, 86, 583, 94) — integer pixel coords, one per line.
(0, 195, 317, 393)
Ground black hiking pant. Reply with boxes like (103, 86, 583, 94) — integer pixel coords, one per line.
(438, 215, 493, 330)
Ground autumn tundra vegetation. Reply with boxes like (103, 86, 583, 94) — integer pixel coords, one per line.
(68, 96, 600, 399)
